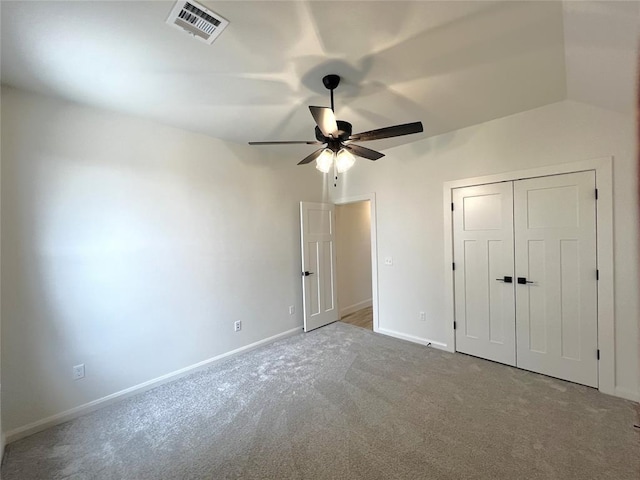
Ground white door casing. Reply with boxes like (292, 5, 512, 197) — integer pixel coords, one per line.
(514, 171, 598, 387)
(453, 182, 517, 366)
(300, 202, 339, 332)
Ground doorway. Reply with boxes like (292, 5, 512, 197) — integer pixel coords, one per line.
(336, 200, 373, 330)
(299, 194, 379, 333)
(335, 194, 379, 332)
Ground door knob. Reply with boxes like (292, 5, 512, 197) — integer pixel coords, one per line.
(302, 271, 314, 277)
(495, 276, 513, 283)
(517, 277, 534, 284)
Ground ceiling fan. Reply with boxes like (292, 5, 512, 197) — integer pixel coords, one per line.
(248, 74, 424, 173)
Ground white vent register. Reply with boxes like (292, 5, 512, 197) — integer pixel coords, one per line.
(166, 0, 229, 44)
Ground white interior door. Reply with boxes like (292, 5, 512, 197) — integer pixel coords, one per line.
(453, 182, 516, 366)
(514, 171, 598, 387)
(300, 202, 339, 332)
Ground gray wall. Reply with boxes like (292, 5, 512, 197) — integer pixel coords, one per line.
(336, 201, 372, 317)
(333, 99, 638, 401)
(1, 86, 323, 434)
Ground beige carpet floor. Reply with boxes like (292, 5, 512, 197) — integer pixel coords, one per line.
(2, 322, 639, 479)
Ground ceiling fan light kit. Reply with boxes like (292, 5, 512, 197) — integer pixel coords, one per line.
(335, 148, 356, 173)
(316, 148, 334, 173)
(248, 74, 424, 176)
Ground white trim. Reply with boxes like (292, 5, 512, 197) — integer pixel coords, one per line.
(377, 328, 448, 351)
(443, 157, 616, 396)
(613, 387, 640, 403)
(5, 326, 302, 444)
(442, 186, 457, 354)
(340, 299, 372, 318)
(0, 383, 4, 462)
(333, 193, 380, 334)
(443, 157, 611, 189)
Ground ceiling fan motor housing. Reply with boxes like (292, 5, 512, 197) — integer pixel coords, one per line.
(315, 120, 352, 144)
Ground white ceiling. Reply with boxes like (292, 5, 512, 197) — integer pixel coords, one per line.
(0, 1, 633, 154)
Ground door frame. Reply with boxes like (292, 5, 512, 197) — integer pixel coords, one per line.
(333, 193, 380, 332)
(443, 157, 615, 397)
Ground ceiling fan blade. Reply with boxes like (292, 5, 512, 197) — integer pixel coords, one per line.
(344, 144, 385, 161)
(349, 121, 424, 142)
(297, 147, 325, 165)
(309, 106, 338, 138)
(248, 140, 322, 145)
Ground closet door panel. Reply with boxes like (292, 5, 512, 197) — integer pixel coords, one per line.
(453, 182, 516, 366)
(514, 171, 598, 387)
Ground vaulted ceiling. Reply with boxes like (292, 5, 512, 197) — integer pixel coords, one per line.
(1, 1, 637, 153)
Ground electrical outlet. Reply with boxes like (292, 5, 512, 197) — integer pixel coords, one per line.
(234, 320, 242, 332)
(419, 311, 426, 322)
(73, 364, 85, 380)
(384, 257, 393, 266)
(289, 305, 295, 315)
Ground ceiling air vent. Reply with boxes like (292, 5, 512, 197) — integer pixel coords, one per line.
(166, 0, 229, 45)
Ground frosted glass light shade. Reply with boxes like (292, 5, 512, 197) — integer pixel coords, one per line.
(315, 148, 334, 173)
(335, 148, 355, 173)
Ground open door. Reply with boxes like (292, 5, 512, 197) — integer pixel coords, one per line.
(300, 202, 339, 332)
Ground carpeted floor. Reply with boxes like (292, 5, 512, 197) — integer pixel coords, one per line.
(2, 322, 639, 479)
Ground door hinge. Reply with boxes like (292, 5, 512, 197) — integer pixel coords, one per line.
(596, 269, 599, 280)
(595, 188, 598, 200)
(451, 202, 454, 211)
(597, 349, 600, 360)
(452, 262, 456, 271)
(453, 321, 457, 330)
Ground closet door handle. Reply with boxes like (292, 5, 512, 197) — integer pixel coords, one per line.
(495, 276, 513, 283)
(517, 277, 534, 285)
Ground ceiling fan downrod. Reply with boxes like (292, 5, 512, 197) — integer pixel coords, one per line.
(322, 74, 340, 112)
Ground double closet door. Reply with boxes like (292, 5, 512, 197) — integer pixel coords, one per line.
(453, 171, 598, 387)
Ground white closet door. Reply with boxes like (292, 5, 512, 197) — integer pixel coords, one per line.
(514, 171, 598, 387)
(453, 182, 516, 366)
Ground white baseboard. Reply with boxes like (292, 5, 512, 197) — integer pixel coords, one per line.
(1, 382, 4, 463)
(6, 326, 303, 444)
(377, 327, 449, 351)
(340, 299, 372, 318)
(378, 329, 640, 403)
